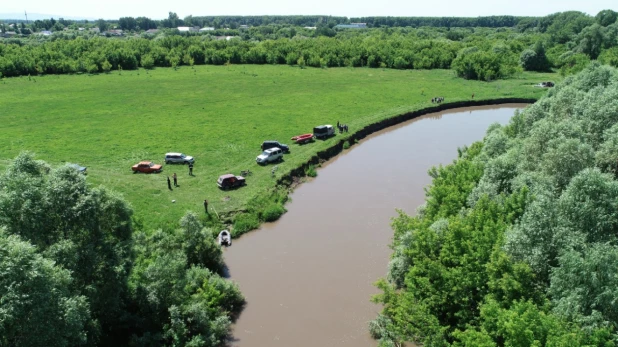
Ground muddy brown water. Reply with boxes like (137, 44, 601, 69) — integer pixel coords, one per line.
(224, 105, 527, 347)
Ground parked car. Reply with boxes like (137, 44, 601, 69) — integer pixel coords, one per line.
(132, 161, 163, 173)
(261, 140, 290, 153)
(67, 163, 87, 174)
(256, 147, 283, 165)
(165, 152, 194, 164)
(217, 174, 246, 190)
(313, 125, 335, 139)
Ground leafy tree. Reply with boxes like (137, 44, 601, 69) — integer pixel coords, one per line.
(520, 41, 550, 71)
(0, 153, 133, 344)
(575, 23, 606, 59)
(96, 18, 108, 32)
(0, 230, 91, 347)
(550, 243, 618, 333)
(140, 54, 155, 69)
(596, 9, 618, 27)
(101, 60, 112, 73)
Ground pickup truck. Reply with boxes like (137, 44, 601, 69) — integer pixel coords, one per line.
(313, 125, 335, 139)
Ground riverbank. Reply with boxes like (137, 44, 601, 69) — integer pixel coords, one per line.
(227, 98, 536, 236)
(278, 97, 535, 185)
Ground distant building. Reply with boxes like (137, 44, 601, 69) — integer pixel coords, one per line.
(90, 27, 100, 33)
(303, 26, 317, 30)
(177, 26, 199, 32)
(145, 29, 159, 34)
(334, 23, 367, 29)
(39, 30, 52, 36)
(105, 29, 124, 36)
(239, 25, 249, 29)
(3, 31, 17, 37)
(199, 27, 215, 32)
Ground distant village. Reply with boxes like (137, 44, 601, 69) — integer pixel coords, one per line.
(0, 18, 368, 39)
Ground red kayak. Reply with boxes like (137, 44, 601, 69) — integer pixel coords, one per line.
(291, 133, 315, 144)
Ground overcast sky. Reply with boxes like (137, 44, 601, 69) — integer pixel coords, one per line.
(4, 0, 617, 20)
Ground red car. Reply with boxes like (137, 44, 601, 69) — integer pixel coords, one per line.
(217, 174, 246, 190)
(132, 161, 163, 173)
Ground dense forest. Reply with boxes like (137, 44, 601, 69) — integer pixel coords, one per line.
(1, 10, 617, 80)
(371, 62, 618, 346)
(0, 153, 244, 346)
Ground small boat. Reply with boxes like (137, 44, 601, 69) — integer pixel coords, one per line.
(291, 133, 315, 144)
(218, 230, 232, 247)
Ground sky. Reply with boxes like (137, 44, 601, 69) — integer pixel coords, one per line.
(3, 0, 617, 20)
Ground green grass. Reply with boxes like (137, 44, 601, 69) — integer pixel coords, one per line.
(0, 65, 556, 228)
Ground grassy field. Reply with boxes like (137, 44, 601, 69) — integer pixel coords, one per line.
(0, 65, 556, 229)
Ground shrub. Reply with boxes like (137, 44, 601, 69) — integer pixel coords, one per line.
(232, 213, 260, 236)
(305, 164, 317, 177)
(262, 203, 286, 222)
(343, 141, 351, 150)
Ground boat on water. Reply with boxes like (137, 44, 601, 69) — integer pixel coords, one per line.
(218, 230, 232, 246)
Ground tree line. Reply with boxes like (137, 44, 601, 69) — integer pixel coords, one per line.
(371, 62, 618, 346)
(1, 10, 617, 81)
(0, 153, 244, 346)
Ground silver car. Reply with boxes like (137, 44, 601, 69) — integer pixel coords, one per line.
(165, 152, 194, 164)
(256, 147, 283, 165)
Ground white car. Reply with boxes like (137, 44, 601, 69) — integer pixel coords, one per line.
(165, 152, 194, 164)
(256, 147, 283, 165)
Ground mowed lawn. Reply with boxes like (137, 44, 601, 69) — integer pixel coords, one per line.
(0, 65, 555, 228)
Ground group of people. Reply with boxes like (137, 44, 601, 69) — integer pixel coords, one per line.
(167, 173, 178, 190)
(167, 162, 195, 190)
(431, 97, 445, 104)
(336, 121, 349, 133)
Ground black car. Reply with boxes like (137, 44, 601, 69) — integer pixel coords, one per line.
(261, 140, 290, 153)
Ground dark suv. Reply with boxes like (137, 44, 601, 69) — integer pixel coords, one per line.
(261, 141, 289, 153)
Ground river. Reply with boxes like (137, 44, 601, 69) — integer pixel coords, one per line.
(224, 104, 527, 347)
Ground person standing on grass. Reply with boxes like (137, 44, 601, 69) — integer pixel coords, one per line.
(189, 163, 194, 176)
(173, 173, 178, 187)
(167, 176, 172, 190)
(204, 199, 209, 214)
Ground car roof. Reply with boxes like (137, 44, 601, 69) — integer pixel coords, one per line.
(219, 174, 235, 179)
(265, 147, 281, 152)
(138, 161, 152, 165)
(165, 152, 183, 156)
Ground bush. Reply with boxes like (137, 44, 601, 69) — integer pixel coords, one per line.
(141, 54, 155, 69)
(262, 203, 286, 222)
(305, 164, 317, 177)
(232, 213, 260, 236)
(343, 141, 351, 150)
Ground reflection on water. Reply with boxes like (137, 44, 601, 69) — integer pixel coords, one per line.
(224, 104, 527, 347)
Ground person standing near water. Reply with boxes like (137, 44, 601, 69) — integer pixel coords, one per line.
(167, 176, 172, 190)
(204, 199, 209, 214)
(173, 173, 178, 187)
